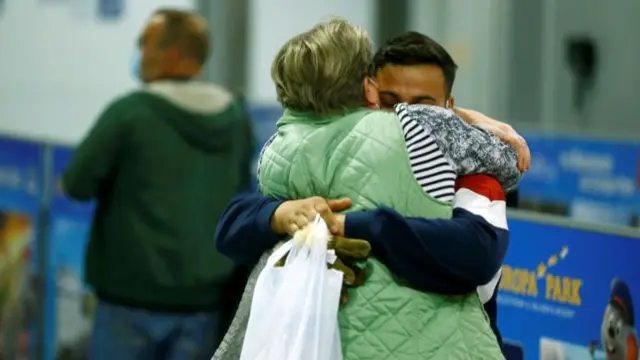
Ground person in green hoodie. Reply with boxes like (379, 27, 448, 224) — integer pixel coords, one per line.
(61, 8, 255, 360)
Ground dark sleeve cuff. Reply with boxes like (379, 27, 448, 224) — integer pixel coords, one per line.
(256, 199, 286, 248)
(344, 211, 379, 242)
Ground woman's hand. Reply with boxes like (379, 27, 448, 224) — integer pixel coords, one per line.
(455, 107, 531, 173)
(271, 197, 352, 236)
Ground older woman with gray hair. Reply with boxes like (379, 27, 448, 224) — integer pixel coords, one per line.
(213, 18, 520, 359)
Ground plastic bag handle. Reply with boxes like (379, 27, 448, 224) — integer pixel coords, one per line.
(265, 214, 330, 269)
(265, 240, 294, 268)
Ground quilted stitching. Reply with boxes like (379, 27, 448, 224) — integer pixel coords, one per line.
(216, 109, 505, 360)
(260, 110, 503, 359)
(338, 260, 501, 360)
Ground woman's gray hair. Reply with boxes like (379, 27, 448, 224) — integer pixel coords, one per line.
(271, 17, 373, 116)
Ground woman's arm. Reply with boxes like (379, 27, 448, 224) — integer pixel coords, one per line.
(344, 174, 508, 292)
(215, 187, 507, 295)
(395, 103, 521, 191)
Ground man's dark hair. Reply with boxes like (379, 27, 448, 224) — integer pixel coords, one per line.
(153, 8, 210, 64)
(373, 31, 458, 95)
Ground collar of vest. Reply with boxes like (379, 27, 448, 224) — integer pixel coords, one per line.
(278, 107, 373, 126)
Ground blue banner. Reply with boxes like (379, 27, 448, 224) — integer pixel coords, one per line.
(520, 134, 640, 226)
(43, 146, 95, 360)
(499, 218, 639, 360)
(0, 136, 43, 359)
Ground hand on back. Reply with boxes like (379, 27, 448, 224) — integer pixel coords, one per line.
(455, 107, 531, 173)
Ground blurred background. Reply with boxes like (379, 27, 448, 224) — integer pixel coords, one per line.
(0, 0, 638, 359)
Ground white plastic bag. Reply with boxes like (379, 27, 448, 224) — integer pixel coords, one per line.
(239, 215, 344, 360)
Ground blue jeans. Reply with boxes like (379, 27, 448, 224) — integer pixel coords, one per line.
(89, 300, 223, 360)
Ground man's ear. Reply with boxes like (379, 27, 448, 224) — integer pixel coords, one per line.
(363, 78, 380, 109)
(446, 96, 455, 109)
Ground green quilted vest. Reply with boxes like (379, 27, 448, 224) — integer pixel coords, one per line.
(258, 108, 504, 360)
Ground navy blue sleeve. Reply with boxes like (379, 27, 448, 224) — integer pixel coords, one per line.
(215, 192, 285, 265)
(345, 207, 509, 294)
(215, 193, 509, 295)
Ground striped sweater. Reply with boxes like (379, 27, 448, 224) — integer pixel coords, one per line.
(393, 103, 516, 303)
(395, 103, 519, 201)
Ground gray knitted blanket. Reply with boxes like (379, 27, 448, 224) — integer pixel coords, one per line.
(211, 253, 269, 360)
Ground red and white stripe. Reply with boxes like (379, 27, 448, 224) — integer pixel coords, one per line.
(454, 174, 508, 304)
(395, 103, 510, 304)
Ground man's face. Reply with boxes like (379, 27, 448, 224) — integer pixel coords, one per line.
(375, 64, 453, 110)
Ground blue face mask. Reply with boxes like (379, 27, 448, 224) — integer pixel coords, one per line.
(131, 48, 143, 82)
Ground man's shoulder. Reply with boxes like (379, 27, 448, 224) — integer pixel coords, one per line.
(394, 104, 461, 131)
(102, 90, 150, 114)
(99, 88, 186, 123)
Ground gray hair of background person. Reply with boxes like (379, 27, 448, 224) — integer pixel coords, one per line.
(270, 17, 373, 116)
